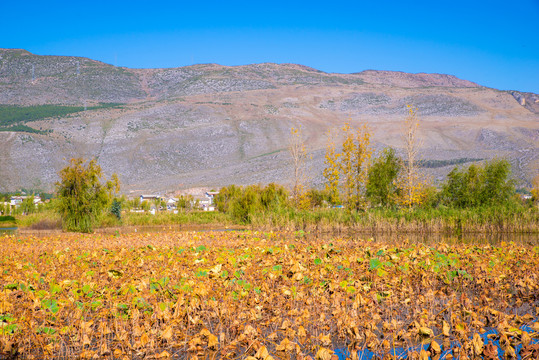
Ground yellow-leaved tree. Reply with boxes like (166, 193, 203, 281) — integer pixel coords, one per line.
(323, 122, 372, 210)
(323, 129, 341, 206)
(340, 123, 372, 210)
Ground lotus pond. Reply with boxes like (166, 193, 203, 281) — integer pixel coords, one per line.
(0, 231, 537, 359)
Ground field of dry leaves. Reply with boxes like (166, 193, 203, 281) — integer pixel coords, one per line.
(0, 231, 538, 359)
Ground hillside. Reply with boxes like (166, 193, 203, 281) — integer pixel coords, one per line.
(0, 49, 537, 193)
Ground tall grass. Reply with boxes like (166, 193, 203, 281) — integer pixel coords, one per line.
(248, 204, 539, 234)
(120, 211, 230, 227)
(14, 203, 538, 234)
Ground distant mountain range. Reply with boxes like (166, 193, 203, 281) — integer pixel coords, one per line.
(0, 48, 537, 193)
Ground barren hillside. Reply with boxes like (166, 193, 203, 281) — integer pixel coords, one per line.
(0, 49, 537, 193)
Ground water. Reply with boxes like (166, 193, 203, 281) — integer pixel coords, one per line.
(0, 227, 17, 235)
(299, 230, 539, 246)
(335, 323, 539, 359)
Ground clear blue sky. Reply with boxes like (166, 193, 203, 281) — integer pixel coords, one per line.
(3, 0, 538, 93)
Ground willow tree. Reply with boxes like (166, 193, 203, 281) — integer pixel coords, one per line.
(56, 158, 119, 232)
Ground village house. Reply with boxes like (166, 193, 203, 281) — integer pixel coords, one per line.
(193, 191, 219, 211)
(10, 195, 42, 207)
(166, 198, 178, 210)
(139, 194, 162, 203)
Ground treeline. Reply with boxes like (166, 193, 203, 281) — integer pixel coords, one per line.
(216, 158, 535, 219)
(0, 124, 51, 134)
(214, 117, 538, 234)
(417, 158, 483, 168)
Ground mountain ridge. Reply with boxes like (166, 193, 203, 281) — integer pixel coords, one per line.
(0, 49, 537, 193)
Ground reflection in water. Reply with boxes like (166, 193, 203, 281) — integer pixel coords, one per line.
(301, 231, 538, 246)
(10, 225, 539, 246)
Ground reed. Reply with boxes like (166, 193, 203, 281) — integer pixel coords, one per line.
(248, 205, 539, 234)
(13, 201, 538, 234)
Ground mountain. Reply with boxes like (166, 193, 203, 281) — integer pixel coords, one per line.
(0, 48, 537, 193)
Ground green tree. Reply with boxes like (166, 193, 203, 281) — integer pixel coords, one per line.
(305, 188, 329, 209)
(21, 195, 35, 215)
(366, 148, 403, 207)
(110, 199, 122, 220)
(56, 158, 119, 232)
(141, 200, 150, 212)
(215, 184, 289, 224)
(481, 159, 514, 205)
(440, 159, 514, 208)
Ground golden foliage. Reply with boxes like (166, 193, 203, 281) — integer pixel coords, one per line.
(323, 123, 372, 209)
(323, 129, 341, 205)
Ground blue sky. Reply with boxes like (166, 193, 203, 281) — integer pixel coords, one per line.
(2, 0, 538, 93)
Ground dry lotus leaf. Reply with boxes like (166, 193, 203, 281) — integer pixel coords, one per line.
(419, 348, 429, 360)
(319, 333, 332, 346)
(255, 346, 270, 360)
(428, 340, 441, 355)
(276, 338, 298, 353)
(520, 343, 539, 359)
(442, 320, 450, 337)
(472, 333, 483, 356)
(504, 345, 516, 359)
(521, 330, 531, 346)
(155, 351, 171, 359)
(483, 341, 498, 360)
(418, 327, 433, 337)
(244, 324, 258, 337)
(315, 347, 333, 360)
(161, 326, 173, 340)
(381, 339, 391, 352)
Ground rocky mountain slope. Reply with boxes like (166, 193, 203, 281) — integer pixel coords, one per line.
(0, 49, 537, 194)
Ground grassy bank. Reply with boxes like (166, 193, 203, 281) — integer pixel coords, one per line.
(112, 211, 231, 227)
(13, 204, 539, 234)
(0, 215, 17, 228)
(14, 210, 232, 230)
